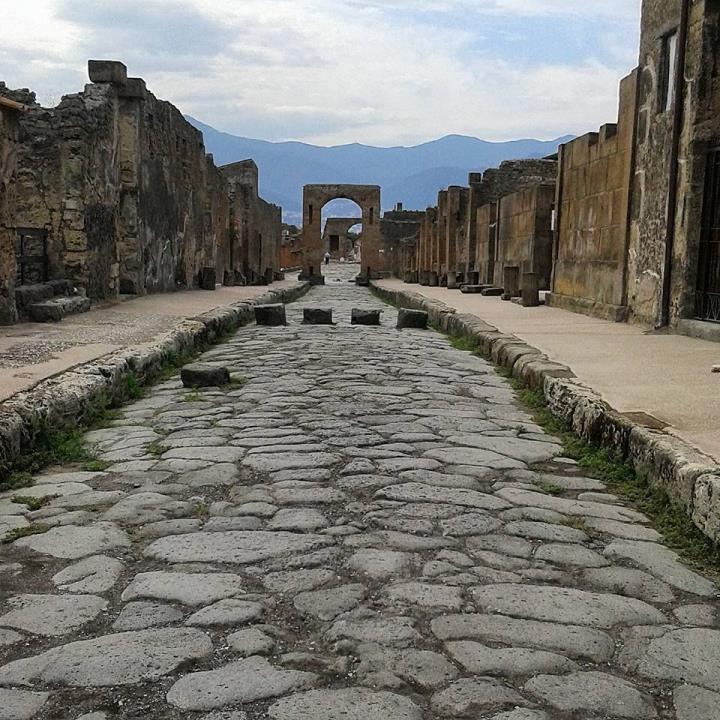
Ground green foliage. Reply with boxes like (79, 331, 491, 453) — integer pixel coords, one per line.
(11, 494, 57, 511)
(514, 379, 720, 574)
(2, 524, 49, 544)
(146, 441, 169, 457)
(82, 459, 111, 472)
(535, 481, 566, 497)
(183, 389, 202, 403)
(123, 372, 143, 400)
(0, 472, 34, 494)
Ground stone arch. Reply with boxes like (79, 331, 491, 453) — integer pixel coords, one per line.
(300, 184, 381, 283)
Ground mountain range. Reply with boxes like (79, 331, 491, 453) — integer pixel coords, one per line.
(187, 117, 571, 223)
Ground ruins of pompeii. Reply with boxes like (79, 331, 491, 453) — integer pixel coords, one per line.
(0, 2, 719, 719)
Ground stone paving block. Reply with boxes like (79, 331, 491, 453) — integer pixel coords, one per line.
(303, 307, 334, 324)
(255, 303, 287, 326)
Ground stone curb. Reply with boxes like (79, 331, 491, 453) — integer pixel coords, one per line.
(0, 282, 311, 476)
(371, 282, 720, 544)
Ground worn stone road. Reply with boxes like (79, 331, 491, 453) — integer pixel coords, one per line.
(1, 266, 719, 720)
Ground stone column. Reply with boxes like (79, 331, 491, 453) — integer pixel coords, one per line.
(502, 266, 520, 301)
(521, 272, 540, 307)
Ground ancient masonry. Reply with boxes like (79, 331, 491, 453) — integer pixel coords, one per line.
(0, 60, 283, 326)
(398, 0, 720, 337)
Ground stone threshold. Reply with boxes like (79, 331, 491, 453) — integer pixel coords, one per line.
(371, 282, 720, 544)
(0, 282, 311, 477)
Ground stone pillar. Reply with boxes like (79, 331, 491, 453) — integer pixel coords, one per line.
(502, 266, 520, 301)
(447, 271, 458, 290)
(428, 271, 439, 286)
(521, 272, 540, 307)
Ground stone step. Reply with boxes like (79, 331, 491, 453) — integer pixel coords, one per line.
(15, 279, 74, 308)
(27, 295, 91, 323)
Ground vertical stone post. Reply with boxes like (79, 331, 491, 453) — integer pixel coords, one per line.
(521, 272, 540, 307)
(502, 266, 520, 301)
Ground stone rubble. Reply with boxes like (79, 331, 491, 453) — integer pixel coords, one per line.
(0, 265, 717, 719)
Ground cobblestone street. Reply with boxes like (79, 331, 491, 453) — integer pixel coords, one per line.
(1, 266, 718, 720)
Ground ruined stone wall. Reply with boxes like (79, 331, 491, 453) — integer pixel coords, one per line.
(625, 0, 720, 327)
(549, 70, 639, 320)
(475, 203, 498, 285)
(495, 183, 556, 289)
(380, 210, 422, 278)
(7, 61, 236, 305)
(13, 82, 122, 299)
(479, 159, 558, 206)
(0, 90, 23, 324)
(223, 160, 282, 284)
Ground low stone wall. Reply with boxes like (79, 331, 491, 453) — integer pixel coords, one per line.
(0, 282, 311, 476)
(372, 282, 720, 544)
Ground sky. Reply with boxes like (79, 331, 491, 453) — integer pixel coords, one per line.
(1, 0, 641, 147)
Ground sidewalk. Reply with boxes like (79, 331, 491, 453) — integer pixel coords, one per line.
(377, 279, 720, 463)
(0, 280, 301, 401)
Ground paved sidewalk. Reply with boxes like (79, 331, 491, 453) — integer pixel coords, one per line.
(1, 264, 717, 718)
(377, 279, 720, 463)
(0, 281, 301, 402)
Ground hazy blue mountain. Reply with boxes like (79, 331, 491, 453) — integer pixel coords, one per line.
(187, 116, 571, 222)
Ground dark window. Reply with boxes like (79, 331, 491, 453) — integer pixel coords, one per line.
(15, 229, 48, 286)
(660, 30, 679, 113)
(329, 235, 339, 251)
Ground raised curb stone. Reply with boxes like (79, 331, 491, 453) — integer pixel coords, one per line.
(181, 363, 230, 388)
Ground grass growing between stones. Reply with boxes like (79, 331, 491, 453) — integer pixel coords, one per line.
(1, 523, 49, 544)
(443, 329, 720, 574)
(513, 383, 720, 574)
(11, 494, 58, 511)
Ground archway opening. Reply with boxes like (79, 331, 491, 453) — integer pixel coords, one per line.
(321, 198, 363, 264)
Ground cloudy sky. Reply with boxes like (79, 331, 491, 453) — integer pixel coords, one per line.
(2, 0, 641, 147)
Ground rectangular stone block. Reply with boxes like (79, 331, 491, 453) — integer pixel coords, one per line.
(481, 288, 504, 297)
(351, 309, 382, 326)
(397, 308, 428, 329)
(522, 272, 540, 307)
(118, 78, 147, 99)
(181, 363, 230, 388)
(254, 304, 286, 326)
(199, 267, 216, 291)
(502, 266, 520, 301)
(88, 60, 128, 85)
(303, 308, 333, 325)
(461, 285, 491, 294)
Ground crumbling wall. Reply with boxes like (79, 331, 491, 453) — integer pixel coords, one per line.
(14, 82, 121, 299)
(549, 70, 639, 320)
(495, 182, 556, 289)
(380, 209, 422, 278)
(0, 89, 23, 324)
(475, 203, 498, 285)
(223, 160, 282, 284)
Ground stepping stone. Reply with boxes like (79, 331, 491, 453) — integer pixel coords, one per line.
(166, 656, 317, 711)
(181, 363, 231, 388)
(396, 308, 428, 329)
(351, 308, 381, 325)
(303, 308, 333, 324)
(268, 688, 423, 720)
(0, 628, 212, 687)
(255, 304, 286, 326)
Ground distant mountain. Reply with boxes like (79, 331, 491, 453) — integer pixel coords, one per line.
(187, 117, 571, 223)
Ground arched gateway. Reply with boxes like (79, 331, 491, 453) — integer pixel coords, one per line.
(299, 184, 381, 284)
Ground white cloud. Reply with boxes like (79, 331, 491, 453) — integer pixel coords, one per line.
(0, 0, 641, 146)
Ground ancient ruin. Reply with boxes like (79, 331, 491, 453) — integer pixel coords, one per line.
(300, 184, 381, 282)
(0, 4, 719, 719)
(0, 61, 283, 326)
